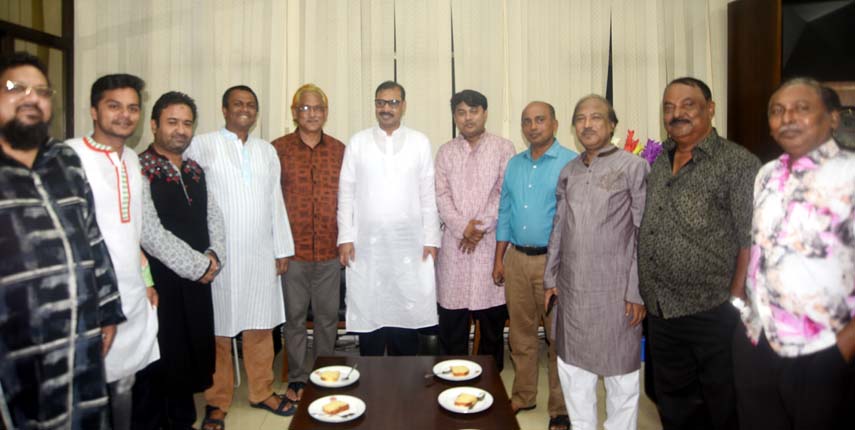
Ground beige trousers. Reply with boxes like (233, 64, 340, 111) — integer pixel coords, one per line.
(204, 329, 275, 411)
(504, 247, 567, 417)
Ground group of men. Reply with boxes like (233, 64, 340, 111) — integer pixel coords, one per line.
(1, 47, 853, 430)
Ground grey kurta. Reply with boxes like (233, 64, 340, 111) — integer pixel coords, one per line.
(544, 147, 649, 376)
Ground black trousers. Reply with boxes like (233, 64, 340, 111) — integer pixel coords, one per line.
(438, 304, 507, 372)
(358, 327, 420, 356)
(733, 328, 855, 430)
(647, 301, 740, 430)
(131, 361, 197, 430)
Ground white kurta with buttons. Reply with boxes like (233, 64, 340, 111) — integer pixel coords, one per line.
(186, 129, 294, 337)
(337, 125, 441, 332)
(67, 137, 159, 382)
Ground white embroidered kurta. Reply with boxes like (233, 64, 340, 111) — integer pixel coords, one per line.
(187, 129, 294, 336)
(67, 137, 159, 382)
(337, 125, 442, 332)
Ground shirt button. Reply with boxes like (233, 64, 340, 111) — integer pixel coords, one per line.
(533, 165, 538, 169)
(522, 226, 528, 230)
(524, 205, 528, 209)
(528, 184, 532, 188)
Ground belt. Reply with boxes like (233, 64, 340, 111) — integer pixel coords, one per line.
(512, 244, 548, 256)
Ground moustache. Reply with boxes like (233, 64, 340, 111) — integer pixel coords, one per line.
(17, 103, 45, 118)
(669, 118, 690, 127)
(776, 124, 801, 135)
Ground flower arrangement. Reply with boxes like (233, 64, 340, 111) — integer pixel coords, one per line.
(619, 130, 663, 165)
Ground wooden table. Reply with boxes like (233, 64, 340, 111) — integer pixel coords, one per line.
(288, 355, 520, 430)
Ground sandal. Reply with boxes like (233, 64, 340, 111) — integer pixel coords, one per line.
(202, 405, 226, 430)
(250, 393, 297, 417)
(548, 414, 571, 430)
(286, 381, 305, 402)
(511, 402, 536, 415)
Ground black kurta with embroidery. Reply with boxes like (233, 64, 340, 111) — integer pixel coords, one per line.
(139, 146, 214, 392)
(0, 139, 125, 430)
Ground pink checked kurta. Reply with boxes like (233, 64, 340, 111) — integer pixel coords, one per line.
(435, 132, 516, 310)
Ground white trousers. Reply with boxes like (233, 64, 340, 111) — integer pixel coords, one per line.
(556, 356, 640, 430)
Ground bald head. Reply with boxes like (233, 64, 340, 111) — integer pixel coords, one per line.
(521, 101, 559, 148)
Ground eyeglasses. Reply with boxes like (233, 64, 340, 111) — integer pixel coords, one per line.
(3, 80, 56, 98)
(374, 99, 402, 108)
(296, 105, 326, 113)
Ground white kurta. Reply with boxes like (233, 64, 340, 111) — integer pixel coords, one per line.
(337, 125, 441, 332)
(67, 137, 159, 382)
(186, 129, 294, 336)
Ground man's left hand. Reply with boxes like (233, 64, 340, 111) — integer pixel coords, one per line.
(101, 324, 117, 357)
(836, 321, 855, 364)
(423, 246, 438, 261)
(625, 302, 646, 327)
(276, 257, 289, 275)
(146, 287, 159, 308)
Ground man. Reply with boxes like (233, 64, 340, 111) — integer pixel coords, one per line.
(337, 80, 441, 356)
(0, 52, 124, 430)
(435, 89, 515, 369)
(138, 91, 226, 429)
(637, 77, 761, 430)
(493, 101, 575, 430)
(544, 95, 649, 430)
(186, 85, 296, 427)
(733, 77, 855, 429)
(66, 74, 220, 430)
(272, 84, 345, 402)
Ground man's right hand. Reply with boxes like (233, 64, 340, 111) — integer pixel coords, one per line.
(463, 219, 485, 243)
(339, 242, 355, 267)
(200, 253, 220, 284)
(492, 261, 505, 286)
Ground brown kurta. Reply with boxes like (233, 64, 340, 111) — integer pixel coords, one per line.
(544, 147, 649, 376)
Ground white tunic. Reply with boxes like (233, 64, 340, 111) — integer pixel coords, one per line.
(186, 129, 294, 336)
(337, 125, 441, 332)
(67, 137, 159, 382)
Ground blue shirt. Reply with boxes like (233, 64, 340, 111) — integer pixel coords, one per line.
(496, 139, 578, 247)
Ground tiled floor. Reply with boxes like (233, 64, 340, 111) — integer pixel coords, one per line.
(193, 334, 662, 429)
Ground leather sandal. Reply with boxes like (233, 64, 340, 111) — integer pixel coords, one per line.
(202, 405, 226, 430)
(286, 381, 305, 402)
(250, 393, 297, 417)
(548, 414, 571, 430)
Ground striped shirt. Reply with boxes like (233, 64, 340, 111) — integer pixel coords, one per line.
(187, 129, 294, 336)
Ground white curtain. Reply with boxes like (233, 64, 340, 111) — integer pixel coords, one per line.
(612, 0, 729, 144)
(72, 0, 726, 152)
(74, 0, 287, 150)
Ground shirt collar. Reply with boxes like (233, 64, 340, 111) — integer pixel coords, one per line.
(581, 144, 619, 164)
(664, 127, 720, 160)
(373, 124, 407, 139)
(524, 138, 561, 160)
(219, 128, 242, 142)
(777, 138, 839, 173)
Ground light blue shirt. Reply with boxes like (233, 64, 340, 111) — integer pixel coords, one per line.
(496, 139, 578, 247)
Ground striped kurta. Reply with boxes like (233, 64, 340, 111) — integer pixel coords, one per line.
(186, 129, 294, 336)
(544, 148, 649, 376)
(435, 132, 516, 310)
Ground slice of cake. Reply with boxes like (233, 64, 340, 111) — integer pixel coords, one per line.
(322, 398, 350, 415)
(454, 392, 478, 408)
(318, 370, 340, 382)
(451, 365, 470, 377)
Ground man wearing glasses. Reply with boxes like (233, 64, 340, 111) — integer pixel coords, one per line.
(337, 81, 441, 356)
(271, 84, 345, 402)
(0, 52, 125, 430)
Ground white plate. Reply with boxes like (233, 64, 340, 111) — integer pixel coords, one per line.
(309, 365, 360, 388)
(432, 359, 483, 381)
(437, 387, 493, 414)
(308, 395, 366, 423)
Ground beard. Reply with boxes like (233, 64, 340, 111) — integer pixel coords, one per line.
(0, 118, 51, 151)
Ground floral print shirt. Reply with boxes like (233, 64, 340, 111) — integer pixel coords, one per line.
(744, 139, 855, 357)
